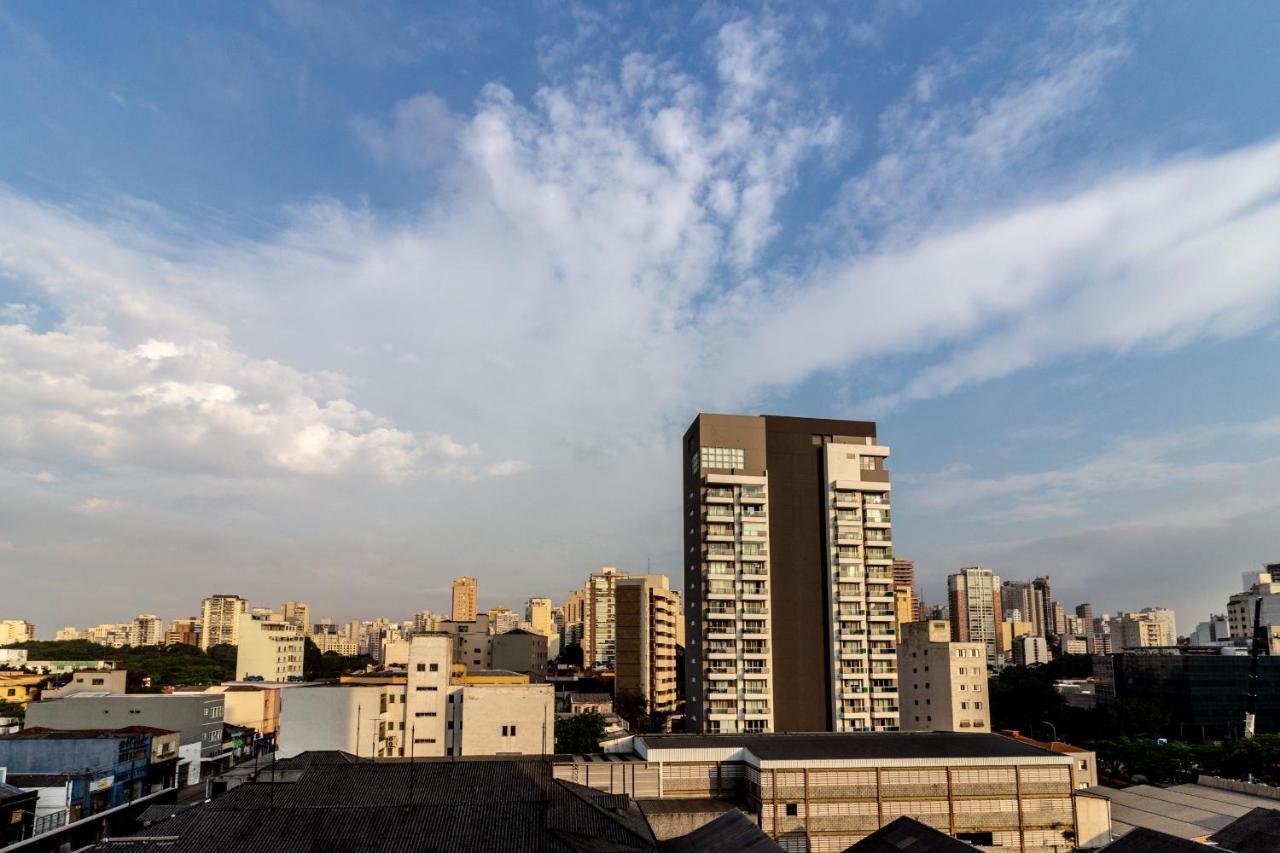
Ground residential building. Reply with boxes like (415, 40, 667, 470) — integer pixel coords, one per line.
(1062, 636, 1089, 655)
(129, 614, 164, 646)
(949, 567, 1003, 667)
(1075, 603, 1094, 624)
(1051, 601, 1067, 637)
(235, 611, 305, 682)
(1000, 619, 1034, 653)
(582, 567, 628, 668)
(1111, 609, 1178, 650)
(0, 620, 35, 644)
(451, 576, 478, 622)
(412, 610, 444, 634)
(897, 621, 989, 732)
(43, 669, 127, 698)
(86, 623, 132, 647)
(1227, 573, 1280, 640)
(892, 558, 919, 621)
(0, 673, 47, 708)
(279, 601, 311, 631)
(683, 413, 898, 736)
(1192, 615, 1230, 646)
(1013, 635, 1051, 666)
(202, 683, 287, 747)
(490, 628, 549, 679)
(24, 692, 225, 786)
(487, 606, 521, 636)
(1002, 580, 1045, 638)
(53, 626, 82, 641)
(615, 574, 679, 715)
(278, 634, 553, 758)
(0, 781, 37, 847)
(556, 732, 1109, 852)
(1032, 577, 1055, 638)
(199, 594, 248, 650)
(165, 617, 199, 647)
(525, 597, 552, 635)
(893, 586, 913, 642)
(1087, 631, 1113, 656)
(310, 629, 359, 656)
(440, 615, 492, 669)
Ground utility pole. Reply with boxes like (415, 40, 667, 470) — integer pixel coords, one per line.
(1244, 597, 1265, 739)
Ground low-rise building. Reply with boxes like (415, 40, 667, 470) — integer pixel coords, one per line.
(43, 669, 128, 698)
(24, 692, 225, 786)
(897, 620, 989, 732)
(0, 672, 48, 708)
(490, 628, 549, 679)
(997, 730, 1098, 789)
(441, 616, 492, 670)
(278, 634, 552, 759)
(235, 611, 304, 682)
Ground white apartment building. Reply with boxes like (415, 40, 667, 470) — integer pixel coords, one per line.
(279, 601, 311, 631)
(897, 620, 989, 733)
(1110, 608, 1177, 649)
(278, 634, 553, 759)
(949, 567, 1003, 667)
(441, 615, 492, 669)
(1014, 635, 1051, 666)
(310, 630, 359, 656)
(130, 614, 164, 646)
(822, 440, 899, 732)
(582, 567, 627, 668)
(0, 620, 36, 644)
(1227, 572, 1280, 640)
(200, 594, 248, 650)
(235, 612, 305, 682)
(487, 607, 521, 636)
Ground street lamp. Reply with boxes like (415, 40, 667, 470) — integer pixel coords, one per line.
(1042, 720, 1058, 742)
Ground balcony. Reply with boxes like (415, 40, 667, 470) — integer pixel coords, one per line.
(833, 492, 859, 507)
(739, 508, 767, 520)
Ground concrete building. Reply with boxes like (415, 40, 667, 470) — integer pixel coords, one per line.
(490, 628, 549, 679)
(1061, 636, 1089, 656)
(582, 567, 628, 668)
(1227, 572, 1280, 640)
(24, 692, 225, 786)
(891, 558, 918, 620)
(129, 614, 164, 647)
(43, 669, 127, 698)
(683, 414, 899, 736)
(310, 629, 360, 657)
(555, 732, 1110, 851)
(165, 617, 199, 647)
(1000, 619, 1034, 654)
(279, 601, 311, 631)
(441, 615, 492, 670)
(898, 621, 989, 733)
(202, 683, 289, 746)
(487, 606, 521, 636)
(234, 611, 304, 682)
(1013, 635, 1051, 666)
(278, 634, 552, 758)
(949, 567, 1003, 667)
(0, 620, 36, 644)
(893, 586, 913, 643)
(1192, 615, 1230, 646)
(451, 576, 478, 622)
(525, 597, 553, 636)
(200, 594, 248, 650)
(615, 575, 680, 715)
(1111, 609, 1177, 650)
(1002, 581, 1045, 638)
(1033, 577, 1056, 638)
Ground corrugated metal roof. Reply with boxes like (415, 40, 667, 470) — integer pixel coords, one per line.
(1085, 782, 1278, 840)
(1209, 806, 1280, 853)
(843, 815, 974, 852)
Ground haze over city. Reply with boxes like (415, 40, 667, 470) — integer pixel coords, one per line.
(3, 2, 1280, 631)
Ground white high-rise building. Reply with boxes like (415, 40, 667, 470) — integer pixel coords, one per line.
(582, 568, 628, 668)
(129, 614, 164, 647)
(1110, 608, 1177, 649)
(949, 568, 1003, 667)
(200, 594, 248, 650)
(0, 621, 36, 644)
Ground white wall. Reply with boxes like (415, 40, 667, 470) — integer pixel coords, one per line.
(458, 684, 554, 756)
(277, 685, 384, 758)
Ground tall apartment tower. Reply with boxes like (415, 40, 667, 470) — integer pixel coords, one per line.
(525, 597, 553, 636)
(615, 575, 680, 715)
(1001, 580, 1045, 637)
(129, 614, 164, 647)
(199, 594, 248, 650)
(1075, 603, 1094, 624)
(1032, 576, 1055, 638)
(898, 621, 990, 732)
(280, 601, 312, 632)
(451, 577, 478, 622)
(583, 567, 628, 668)
(165, 617, 200, 647)
(948, 568, 1003, 667)
(683, 413, 897, 735)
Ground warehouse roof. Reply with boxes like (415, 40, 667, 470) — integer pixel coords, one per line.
(1086, 782, 1280, 839)
(844, 816, 975, 852)
(1209, 806, 1280, 853)
(638, 732, 1056, 761)
(659, 809, 781, 853)
(1097, 827, 1212, 852)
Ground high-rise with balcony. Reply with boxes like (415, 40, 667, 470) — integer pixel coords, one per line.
(582, 567, 627, 668)
(682, 413, 898, 735)
(200, 594, 248, 650)
(451, 577, 478, 622)
(615, 575, 680, 715)
(948, 568, 1003, 667)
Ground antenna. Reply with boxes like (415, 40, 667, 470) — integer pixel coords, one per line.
(355, 704, 361, 760)
(407, 721, 416, 808)
(1245, 596, 1265, 739)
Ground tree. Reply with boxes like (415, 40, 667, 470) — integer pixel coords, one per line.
(0, 701, 25, 720)
(557, 642, 584, 669)
(555, 711, 606, 754)
(303, 638, 371, 680)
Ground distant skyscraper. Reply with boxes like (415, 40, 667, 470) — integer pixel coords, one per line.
(949, 568, 1003, 667)
(200, 594, 248, 650)
(615, 575, 680, 715)
(1052, 602, 1067, 637)
(1075, 603, 1094, 624)
(582, 567, 627, 668)
(892, 558, 918, 622)
(1002, 580, 1045, 637)
(525, 597, 552, 636)
(1032, 577, 1054, 637)
(683, 413, 897, 734)
(129, 614, 164, 647)
(280, 601, 312, 632)
(0, 621, 36, 644)
(451, 577, 478, 622)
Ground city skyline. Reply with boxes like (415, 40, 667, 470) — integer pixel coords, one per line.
(4, 4, 1280, 629)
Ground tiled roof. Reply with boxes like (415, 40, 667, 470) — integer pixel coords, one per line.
(1209, 806, 1280, 853)
(639, 732, 1056, 761)
(842, 816, 975, 852)
(85, 753, 662, 852)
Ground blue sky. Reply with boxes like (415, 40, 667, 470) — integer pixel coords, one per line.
(2, 1, 1280, 634)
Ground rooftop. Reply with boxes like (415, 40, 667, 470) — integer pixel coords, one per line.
(637, 732, 1058, 762)
(1209, 806, 1280, 853)
(0, 727, 159, 741)
(1097, 827, 1212, 852)
(1086, 782, 1280, 839)
(845, 816, 975, 852)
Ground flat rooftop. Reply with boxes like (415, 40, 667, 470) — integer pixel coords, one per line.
(638, 732, 1058, 761)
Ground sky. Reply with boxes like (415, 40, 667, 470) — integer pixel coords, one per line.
(2, 1, 1280, 636)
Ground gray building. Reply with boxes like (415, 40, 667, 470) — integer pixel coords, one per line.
(490, 628, 548, 679)
(24, 692, 224, 786)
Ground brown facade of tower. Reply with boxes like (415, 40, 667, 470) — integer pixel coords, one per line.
(683, 413, 894, 735)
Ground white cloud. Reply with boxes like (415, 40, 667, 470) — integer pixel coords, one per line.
(352, 92, 463, 170)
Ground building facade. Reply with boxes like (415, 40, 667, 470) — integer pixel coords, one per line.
(1013, 635, 1051, 666)
(1110, 609, 1177, 650)
(949, 568, 1003, 667)
(582, 567, 628, 668)
(525, 597, 552, 635)
(683, 413, 898, 735)
(451, 576, 478, 622)
(199, 595, 248, 650)
(165, 618, 200, 647)
(0, 620, 36, 644)
(897, 621, 990, 732)
(130, 614, 164, 647)
(235, 612, 305, 682)
(615, 575, 680, 715)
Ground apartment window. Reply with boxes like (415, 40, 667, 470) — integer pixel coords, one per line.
(414, 738, 437, 744)
(975, 701, 983, 710)
(960, 702, 969, 710)
(92, 678, 105, 685)
(416, 711, 437, 717)
(416, 686, 438, 692)
(700, 447, 745, 470)
(416, 663, 426, 672)
(785, 804, 798, 817)
(502, 725, 518, 737)
(430, 663, 439, 672)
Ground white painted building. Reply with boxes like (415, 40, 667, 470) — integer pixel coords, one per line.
(235, 612, 304, 682)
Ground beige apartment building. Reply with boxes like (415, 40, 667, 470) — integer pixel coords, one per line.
(165, 618, 199, 647)
(1110, 608, 1177, 649)
(582, 567, 627, 668)
(277, 634, 553, 758)
(200, 594, 248, 650)
(949, 568, 1003, 667)
(279, 601, 311, 631)
(451, 576, 478, 622)
(130, 614, 164, 647)
(0, 620, 36, 644)
(440, 614, 492, 669)
(234, 612, 305, 682)
(525, 597, 552, 635)
(898, 621, 990, 733)
(615, 575, 680, 715)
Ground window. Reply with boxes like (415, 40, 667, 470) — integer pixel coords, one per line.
(416, 663, 426, 672)
(92, 678, 105, 685)
(700, 447, 745, 470)
(416, 686, 438, 692)
(974, 701, 983, 710)
(960, 702, 969, 710)
(416, 711, 437, 717)
(414, 738, 437, 744)
(502, 725, 518, 737)
(429, 663, 439, 672)
(785, 804, 798, 816)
